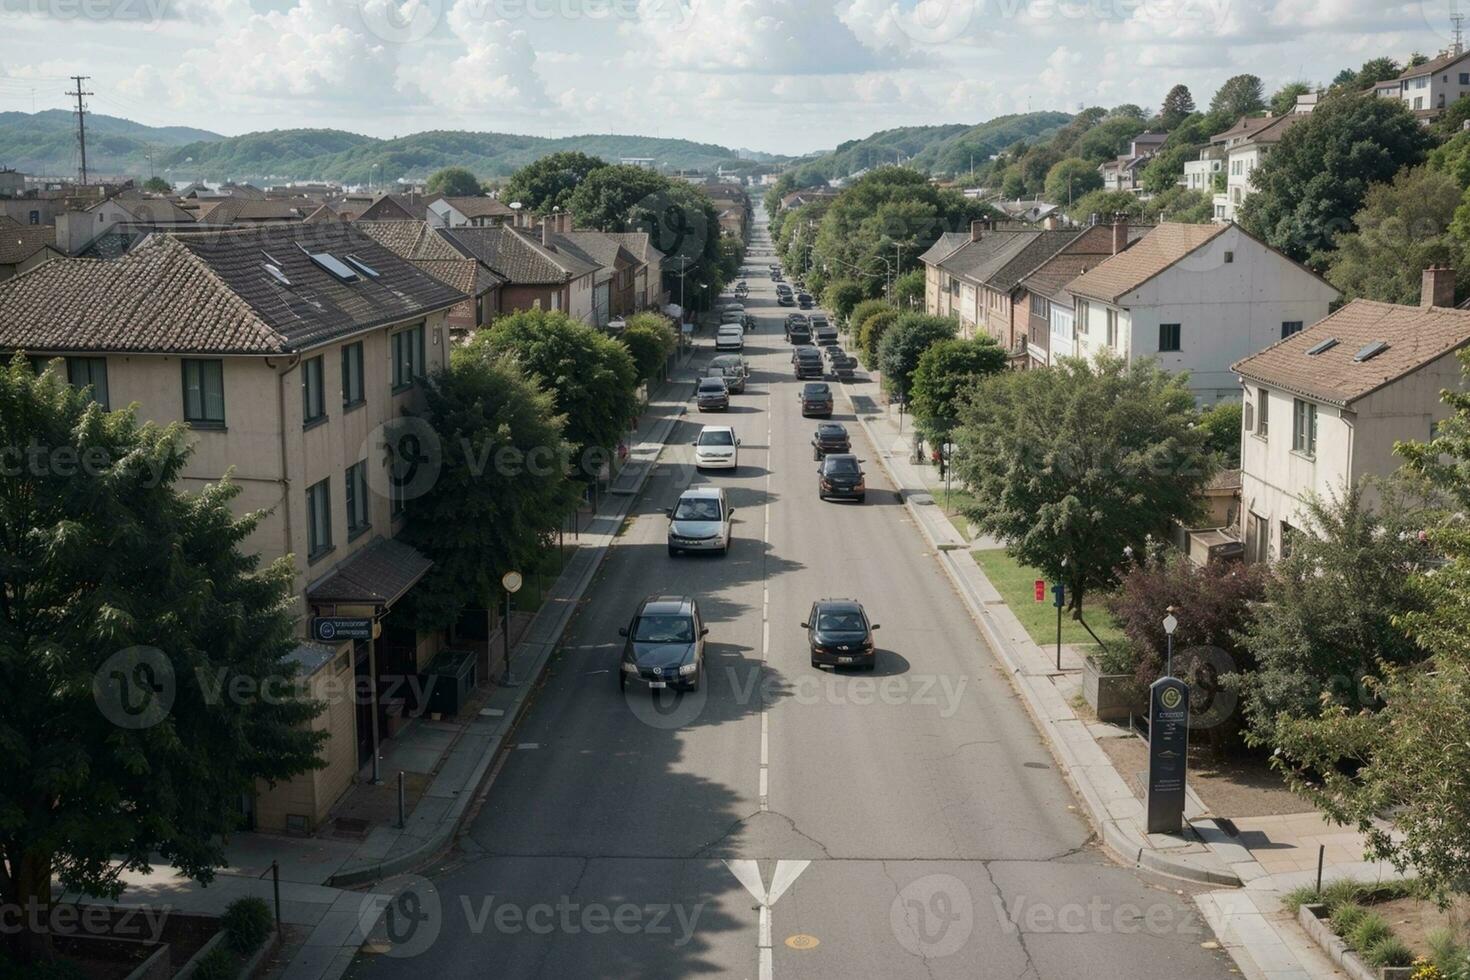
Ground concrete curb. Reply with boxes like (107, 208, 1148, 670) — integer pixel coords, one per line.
(840, 379, 1242, 889)
(326, 386, 693, 889)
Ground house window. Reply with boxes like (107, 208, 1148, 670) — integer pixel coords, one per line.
(1281, 321, 1303, 338)
(1158, 323, 1181, 352)
(306, 478, 332, 560)
(1292, 399, 1317, 456)
(1415, 97, 1425, 110)
(341, 341, 364, 409)
(1077, 300, 1090, 334)
(1460, 72, 1469, 85)
(66, 357, 109, 409)
(181, 359, 225, 427)
(1246, 511, 1268, 564)
(1105, 309, 1118, 348)
(302, 355, 325, 426)
(1279, 520, 1297, 559)
(1030, 294, 1047, 318)
(1257, 387, 1270, 437)
(389, 469, 406, 519)
(390, 324, 425, 391)
(1243, 397, 1254, 433)
(1224, 251, 1234, 263)
(27, 210, 39, 225)
(345, 460, 369, 537)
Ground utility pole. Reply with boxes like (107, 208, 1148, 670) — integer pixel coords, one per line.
(66, 75, 92, 185)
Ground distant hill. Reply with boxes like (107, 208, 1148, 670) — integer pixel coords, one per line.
(788, 112, 1074, 183)
(0, 110, 224, 176)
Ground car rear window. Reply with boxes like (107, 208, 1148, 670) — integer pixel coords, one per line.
(699, 379, 726, 392)
(803, 384, 830, 394)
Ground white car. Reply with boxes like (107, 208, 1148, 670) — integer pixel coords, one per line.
(666, 485, 734, 556)
(694, 425, 740, 470)
(715, 326, 745, 351)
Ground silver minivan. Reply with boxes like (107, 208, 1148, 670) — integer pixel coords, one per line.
(666, 486, 734, 556)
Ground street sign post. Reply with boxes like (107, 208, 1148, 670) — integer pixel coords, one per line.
(1146, 675, 1190, 834)
(311, 617, 373, 643)
(501, 571, 523, 687)
(1051, 584, 1065, 671)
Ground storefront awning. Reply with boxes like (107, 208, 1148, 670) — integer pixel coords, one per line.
(307, 537, 433, 609)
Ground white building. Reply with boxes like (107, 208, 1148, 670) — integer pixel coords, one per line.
(1182, 146, 1224, 194)
(1231, 267, 1469, 562)
(1209, 98, 1317, 222)
(1376, 46, 1470, 120)
(1064, 222, 1340, 403)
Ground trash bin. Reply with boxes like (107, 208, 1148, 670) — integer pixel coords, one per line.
(422, 648, 478, 718)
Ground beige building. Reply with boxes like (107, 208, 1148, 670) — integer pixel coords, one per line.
(0, 222, 467, 832)
(1231, 268, 1469, 562)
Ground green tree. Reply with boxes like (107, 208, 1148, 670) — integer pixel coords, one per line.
(1269, 82, 1314, 116)
(501, 151, 606, 215)
(471, 309, 637, 475)
(1239, 95, 1432, 263)
(1044, 158, 1104, 205)
(846, 299, 892, 339)
(876, 312, 958, 401)
(823, 279, 866, 322)
(908, 336, 1006, 442)
(951, 355, 1213, 616)
(1229, 483, 1433, 752)
(565, 164, 667, 230)
(1159, 85, 1196, 129)
(1066, 188, 1146, 223)
(0, 357, 324, 961)
(856, 308, 899, 368)
(1352, 57, 1402, 89)
(619, 312, 678, 385)
(893, 269, 925, 310)
(1328, 166, 1465, 305)
(401, 353, 580, 629)
(1075, 116, 1147, 162)
(141, 176, 171, 194)
(1197, 400, 1243, 466)
(1210, 73, 1266, 118)
(426, 166, 484, 197)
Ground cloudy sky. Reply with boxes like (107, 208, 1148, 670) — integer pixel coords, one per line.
(0, 0, 1454, 154)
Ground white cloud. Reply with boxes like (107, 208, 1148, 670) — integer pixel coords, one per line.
(400, 3, 551, 110)
(633, 0, 901, 73)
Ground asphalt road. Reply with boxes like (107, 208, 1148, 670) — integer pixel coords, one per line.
(349, 217, 1239, 980)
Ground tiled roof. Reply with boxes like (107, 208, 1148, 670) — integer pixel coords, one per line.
(918, 231, 972, 266)
(555, 230, 634, 283)
(605, 230, 664, 268)
(1401, 48, 1470, 79)
(0, 226, 59, 265)
(94, 192, 196, 224)
(357, 220, 466, 261)
(440, 196, 515, 220)
(356, 193, 440, 222)
(1211, 112, 1306, 147)
(307, 537, 433, 606)
(985, 230, 1083, 292)
(198, 198, 316, 224)
(0, 223, 465, 356)
(73, 229, 146, 260)
(439, 226, 596, 284)
(1066, 223, 1230, 304)
(935, 230, 1038, 283)
(1232, 299, 1470, 407)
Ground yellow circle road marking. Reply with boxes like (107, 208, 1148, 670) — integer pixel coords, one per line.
(785, 934, 820, 950)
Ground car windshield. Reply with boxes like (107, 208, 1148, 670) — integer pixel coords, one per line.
(673, 497, 722, 521)
(634, 614, 694, 643)
(803, 384, 830, 395)
(697, 430, 734, 446)
(699, 380, 725, 392)
(819, 425, 845, 437)
(824, 457, 860, 474)
(817, 609, 866, 632)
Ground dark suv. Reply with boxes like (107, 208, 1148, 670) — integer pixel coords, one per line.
(696, 377, 730, 411)
(797, 292, 813, 309)
(817, 453, 866, 502)
(799, 382, 833, 418)
(811, 421, 851, 459)
(801, 599, 880, 670)
(792, 347, 823, 379)
(786, 317, 811, 344)
(619, 595, 708, 691)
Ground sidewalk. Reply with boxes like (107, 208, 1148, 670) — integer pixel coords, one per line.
(78, 361, 701, 980)
(836, 362, 1397, 980)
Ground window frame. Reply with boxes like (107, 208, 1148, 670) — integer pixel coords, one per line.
(66, 356, 109, 409)
(1158, 323, 1181, 353)
(1281, 321, 1303, 339)
(302, 354, 326, 427)
(181, 358, 226, 428)
(1256, 387, 1270, 438)
(345, 460, 370, 538)
(390, 324, 426, 392)
(341, 341, 365, 410)
(306, 478, 333, 561)
(1292, 398, 1318, 457)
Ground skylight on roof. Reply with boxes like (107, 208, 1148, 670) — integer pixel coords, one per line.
(1305, 337, 1338, 356)
(1354, 341, 1390, 363)
(307, 251, 359, 282)
(263, 263, 291, 286)
(344, 254, 380, 279)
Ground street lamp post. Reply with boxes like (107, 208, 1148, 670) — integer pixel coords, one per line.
(502, 570, 524, 686)
(1163, 608, 1179, 677)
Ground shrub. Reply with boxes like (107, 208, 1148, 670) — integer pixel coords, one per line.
(856, 309, 899, 367)
(1428, 928, 1470, 979)
(221, 896, 274, 956)
(191, 945, 239, 980)
(1364, 937, 1416, 968)
(1320, 878, 1364, 910)
(1347, 912, 1393, 952)
(1328, 900, 1367, 935)
(1281, 884, 1322, 912)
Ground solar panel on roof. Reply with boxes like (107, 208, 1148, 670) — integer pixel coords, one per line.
(1305, 337, 1338, 356)
(308, 251, 360, 282)
(344, 254, 381, 279)
(1354, 341, 1390, 362)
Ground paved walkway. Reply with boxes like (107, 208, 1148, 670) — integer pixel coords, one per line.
(835, 359, 1398, 980)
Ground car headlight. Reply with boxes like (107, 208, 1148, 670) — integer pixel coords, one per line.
(678, 662, 699, 675)
(621, 662, 637, 673)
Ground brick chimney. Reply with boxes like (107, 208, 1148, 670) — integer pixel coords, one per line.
(970, 219, 984, 241)
(541, 220, 551, 247)
(1422, 265, 1456, 309)
(1112, 212, 1128, 255)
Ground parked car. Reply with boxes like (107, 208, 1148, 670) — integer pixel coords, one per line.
(715, 326, 745, 352)
(708, 356, 747, 393)
(788, 321, 812, 344)
(619, 595, 708, 691)
(797, 292, 813, 309)
(811, 421, 851, 460)
(801, 599, 879, 671)
(793, 347, 824, 379)
(666, 484, 734, 554)
(811, 316, 837, 345)
(799, 382, 833, 417)
(777, 293, 795, 307)
(696, 376, 730, 411)
(692, 425, 740, 471)
(817, 453, 866, 502)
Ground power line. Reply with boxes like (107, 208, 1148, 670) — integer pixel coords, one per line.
(66, 74, 92, 184)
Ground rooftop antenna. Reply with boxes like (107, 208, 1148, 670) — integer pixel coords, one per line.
(1454, 8, 1465, 54)
(66, 74, 92, 185)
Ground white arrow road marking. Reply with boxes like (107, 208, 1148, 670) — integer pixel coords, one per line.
(722, 860, 811, 980)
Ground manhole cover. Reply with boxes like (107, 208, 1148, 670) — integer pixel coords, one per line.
(785, 934, 820, 950)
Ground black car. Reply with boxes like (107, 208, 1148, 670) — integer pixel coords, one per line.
(799, 382, 833, 418)
(817, 453, 866, 502)
(619, 595, 708, 691)
(696, 376, 729, 411)
(786, 315, 811, 344)
(797, 293, 813, 309)
(801, 600, 880, 670)
(793, 348, 823, 379)
(811, 421, 851, 460)
(777, 293, 795, 307)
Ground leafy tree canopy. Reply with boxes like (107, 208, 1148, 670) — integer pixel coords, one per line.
(501, 151, 607, 215)
(908, 336, 1006, 442)
(1269, 82, 1314, 116)
(1328, 165, 1465, 305)
(141, 176, 171, 194)
(893, 268, 926, 310)
(1196, 400, 1243, 466)
(426, 166, 484, 197)
(1159, 84, 1197, 129)
(1210, 73, 1266, 119)
(875, 312, 958, 398)
(856, 308, 900, 368)
(1044, 157, 1104, 204)
(823, 280, 866, 322)
(619, 312, 679, 386)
